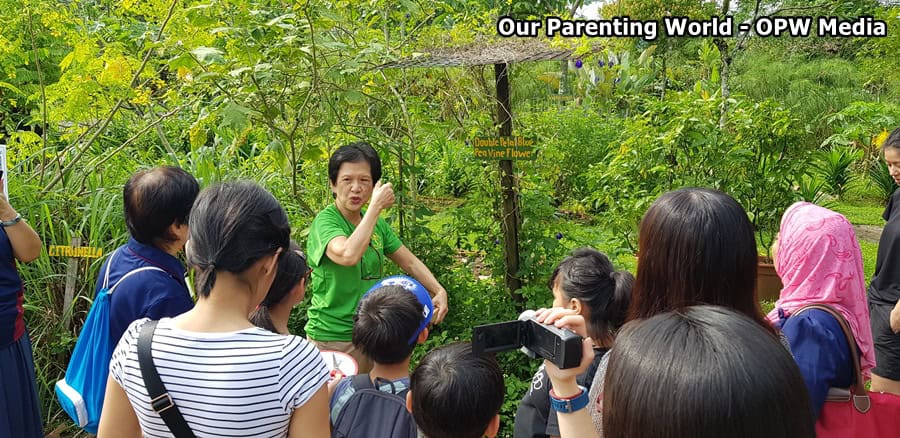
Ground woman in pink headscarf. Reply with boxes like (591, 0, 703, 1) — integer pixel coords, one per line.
(767, 201, 875, 419)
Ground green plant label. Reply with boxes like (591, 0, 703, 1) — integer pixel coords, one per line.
(472, 136, 537, 160)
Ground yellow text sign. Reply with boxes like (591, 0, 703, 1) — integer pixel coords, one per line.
(471, 136, 538, 161)
(48, 245, 104, 258)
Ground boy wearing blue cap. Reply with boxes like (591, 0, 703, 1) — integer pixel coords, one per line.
(328, 276, 433, 437)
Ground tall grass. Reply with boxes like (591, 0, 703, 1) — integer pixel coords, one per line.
(733, 54, 874, 149)
(17, 141, 320, 434)
(16, 172, 130, 436)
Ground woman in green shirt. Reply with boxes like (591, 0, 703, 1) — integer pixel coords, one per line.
(306, 142, 449, 372)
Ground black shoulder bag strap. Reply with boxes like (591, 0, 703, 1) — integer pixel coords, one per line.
(137, 320, 197, 438)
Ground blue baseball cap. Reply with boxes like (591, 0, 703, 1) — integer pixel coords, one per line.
(364, 275, 434, 344)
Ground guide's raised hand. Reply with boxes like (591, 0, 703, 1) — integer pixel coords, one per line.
(370, 180, 395, 211)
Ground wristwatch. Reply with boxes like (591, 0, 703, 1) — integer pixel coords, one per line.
(549, 385, 590, 413)
(0, 213, 21, 227)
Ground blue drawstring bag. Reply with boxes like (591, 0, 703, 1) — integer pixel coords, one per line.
(55, 249, 162, 433)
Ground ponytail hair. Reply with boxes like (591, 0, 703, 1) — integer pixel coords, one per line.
(549, 247, 633, 343)
(250, 241, 309, 333)
(187, 181, 290, 297)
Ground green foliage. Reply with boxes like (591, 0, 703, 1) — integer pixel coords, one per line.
(796, 174, 831, 206)
(585, 89, 808, 253)
(733, 54, 875, 149)
(830, 199, 886, 226)
(813, 146, 863, 199)
(859, 7, 900, 100)
(822, 101, 900, 170)
(518, 107, 623, 203)
(3, 0, 900, 435)
(869, 159, 898, 205)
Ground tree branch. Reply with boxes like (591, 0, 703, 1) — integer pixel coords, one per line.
(44, 0, 180, 191)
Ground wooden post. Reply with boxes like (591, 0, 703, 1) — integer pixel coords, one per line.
(62, 236, 81, 329)
(494, 63, 523, 302)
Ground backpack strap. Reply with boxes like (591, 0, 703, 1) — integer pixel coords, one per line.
(792, 304, 871, 414)
(351, 373, 375, 391)
(101, 248, 120, 290)
(108, 266, 166, 295)
(137, 320, 196, 438)
(373, 376, 409, 397)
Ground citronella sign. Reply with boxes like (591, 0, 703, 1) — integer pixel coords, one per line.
(48, 245, 104, 258)
(472, 136, 537, 160)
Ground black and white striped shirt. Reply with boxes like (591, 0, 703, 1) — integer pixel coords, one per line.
(110, 318, 329, 437)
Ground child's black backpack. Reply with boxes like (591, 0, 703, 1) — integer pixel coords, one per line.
(332, 374, 417, 438)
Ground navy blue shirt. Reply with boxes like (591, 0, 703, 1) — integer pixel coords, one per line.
(775, 308, 854, 419)
(99, 238, 193, 346)
(0, 227, 25, 346)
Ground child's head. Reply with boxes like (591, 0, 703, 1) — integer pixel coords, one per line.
(408, 343, 505, 438)
(549, 247, 633, 343)
(250, 240, 310, 333)
(187, 181, 290, 298)
(353, 276, 434, 364)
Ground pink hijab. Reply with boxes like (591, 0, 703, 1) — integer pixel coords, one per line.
(766, 202, 875, 375)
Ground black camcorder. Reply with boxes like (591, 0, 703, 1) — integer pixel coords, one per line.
(471, 310, 583, 369)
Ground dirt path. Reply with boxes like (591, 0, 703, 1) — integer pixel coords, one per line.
(855, 224, 883, 243)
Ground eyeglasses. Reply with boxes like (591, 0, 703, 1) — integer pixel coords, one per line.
(360, 242, 384, 281)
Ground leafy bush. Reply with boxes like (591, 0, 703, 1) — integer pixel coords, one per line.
(585, 90, 808, 253)
(869, 159, 898, 204)
(518, 107, 624, 205)
(813, 146, 863, 199)
(796, 174, 832, 207)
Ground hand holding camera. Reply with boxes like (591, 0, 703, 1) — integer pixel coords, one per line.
(472, 309, 584, 369)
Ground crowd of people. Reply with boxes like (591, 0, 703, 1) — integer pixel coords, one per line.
(1, 128, 900, 437)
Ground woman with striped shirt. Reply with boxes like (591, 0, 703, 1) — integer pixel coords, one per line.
(98, 181, 330, 438)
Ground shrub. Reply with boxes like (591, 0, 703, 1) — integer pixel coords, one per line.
(813, 146, 863, 199)
(869, 159, 898, 204)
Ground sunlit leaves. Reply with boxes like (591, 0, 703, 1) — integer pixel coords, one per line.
(191, 46, 225, 65)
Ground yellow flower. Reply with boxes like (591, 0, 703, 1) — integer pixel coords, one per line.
(176, 67, 192, 81)
(130, 87, 151, 105)
(873, 129, 890, 148)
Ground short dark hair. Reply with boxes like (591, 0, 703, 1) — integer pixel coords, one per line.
(549, 247, 632, 342)
(250, 241, 309, 332)
(883, 127, 900, 151)
(630, 188, 775, 335)
(123, 166, 199, 247)
(603, 305, 815, 438)
(410, 343, 505, 438)
(352, 285, 423, 364)
(328, 142, 382, 185)
(187, 181, 290, 297)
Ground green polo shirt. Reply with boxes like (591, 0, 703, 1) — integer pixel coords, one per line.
(305, 204, 403, 341)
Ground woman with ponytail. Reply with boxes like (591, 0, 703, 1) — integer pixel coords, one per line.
(514, 247, 632, 438)
(98, 182, 330, 438)
(250, 241, 311, 334)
